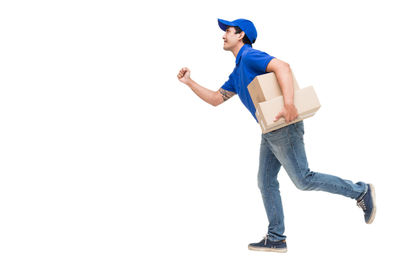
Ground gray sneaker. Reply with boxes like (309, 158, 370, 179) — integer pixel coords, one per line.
(248, 235, 287, 253)
(357, 184, 376, 224)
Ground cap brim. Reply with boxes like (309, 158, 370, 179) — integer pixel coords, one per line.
(218, 18, 236, 31)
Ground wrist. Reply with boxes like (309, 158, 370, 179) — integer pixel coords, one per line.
(185, 78, 194, 86)
(284, 101, 294, 107)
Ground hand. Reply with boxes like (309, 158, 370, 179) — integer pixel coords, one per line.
(274, 103, 298, 123)
(177, 67, 191, 85)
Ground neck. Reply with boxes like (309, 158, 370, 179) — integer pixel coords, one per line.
(232, 43, 245, 58)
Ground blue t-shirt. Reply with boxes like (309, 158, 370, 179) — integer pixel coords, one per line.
(221, 44, 275, 122)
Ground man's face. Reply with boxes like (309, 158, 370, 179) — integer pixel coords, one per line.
(222, 26, 244, 51)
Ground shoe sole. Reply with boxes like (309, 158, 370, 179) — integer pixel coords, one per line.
(248, 245, 287, 253)
(366, 183, 376, 224)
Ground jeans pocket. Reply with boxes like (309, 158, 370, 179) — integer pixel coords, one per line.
(293, 121, 305, 136)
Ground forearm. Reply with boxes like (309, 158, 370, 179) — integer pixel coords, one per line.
(186, 79, 219, 106)
(275, 66, 294, 106)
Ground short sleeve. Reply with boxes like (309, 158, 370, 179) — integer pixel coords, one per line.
(221, 72, 236, 93)
(243, 49, 275, 73)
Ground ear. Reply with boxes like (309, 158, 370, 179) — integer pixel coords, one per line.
(238, 31, 245, 41)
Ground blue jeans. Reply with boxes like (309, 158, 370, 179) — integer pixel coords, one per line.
(257, 120, 367, 241)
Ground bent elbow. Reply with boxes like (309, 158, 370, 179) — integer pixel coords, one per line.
(282, 62, 291, 72)
(211, 100, 222, 107)
(211, 91, 223, 107)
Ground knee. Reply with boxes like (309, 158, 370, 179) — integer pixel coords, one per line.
(293, 171, 315, 191)
(258, 173, 279, 192)
(294, 180, 309, 191)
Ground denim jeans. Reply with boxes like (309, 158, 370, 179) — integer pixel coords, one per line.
(257, 120, 367, 241)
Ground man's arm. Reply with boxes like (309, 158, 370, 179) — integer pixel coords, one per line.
(177, 67, 236, 106)
(266, 58, 294, 106)
(217, 88, 236, 103)
(266, 58, 298, 122)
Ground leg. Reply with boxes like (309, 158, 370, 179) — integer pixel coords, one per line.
(265, 121, 367, 199)
(257, 133, 286, 242)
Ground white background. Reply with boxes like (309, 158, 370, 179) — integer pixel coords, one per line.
(1, 0, 399, 266)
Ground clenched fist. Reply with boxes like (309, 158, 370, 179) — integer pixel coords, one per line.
(177, 67, 191, 85)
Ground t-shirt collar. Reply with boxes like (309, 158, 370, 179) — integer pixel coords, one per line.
(235, 44, 251, 66)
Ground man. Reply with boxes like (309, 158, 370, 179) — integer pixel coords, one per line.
(177, 18, 376, 253)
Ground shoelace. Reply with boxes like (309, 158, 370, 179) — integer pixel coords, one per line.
(357, 199, 366, 211)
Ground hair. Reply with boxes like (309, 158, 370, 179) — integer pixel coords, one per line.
(233, 26, 253, 46)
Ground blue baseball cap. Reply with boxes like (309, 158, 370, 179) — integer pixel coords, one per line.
(218, 18, 257, 44)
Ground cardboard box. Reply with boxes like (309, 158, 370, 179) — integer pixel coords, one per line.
(255, 86, 321, 133)
(247, 72, 300, 104)
(247, 71, 321, 134)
